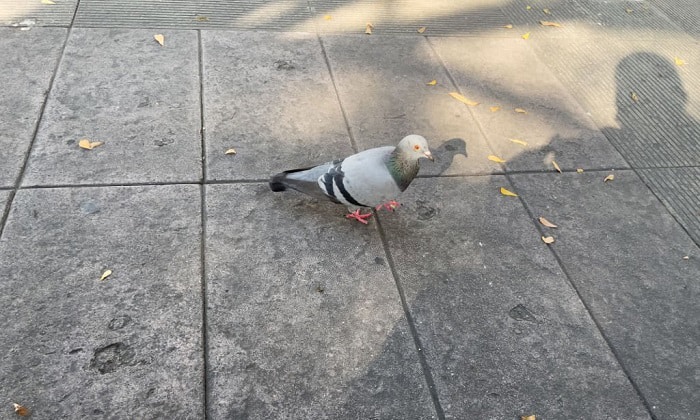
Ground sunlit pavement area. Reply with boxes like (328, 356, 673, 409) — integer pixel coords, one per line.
(1, 0, 698, 418)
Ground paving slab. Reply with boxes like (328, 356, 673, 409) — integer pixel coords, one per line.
(377, 176, 649, 419)
(22, 28, 202, 186)
(202, 31, 354, 181)
(500, 0, 686, 40)
(510, 171, 700, 420)
(1, 0, 77, 27)
(311, 0, 509, 36)
(0, 190, 9, 218)
(528, 35, 700, 168)
(205, 183, 435, 418)
(649, 0, 700, 39)
(638, 167, 700, 245)
(322, 35, 497, 176)
(430, 37, 628, 172)
(73, 0, 316, 31)
(0, 185, 203, 418)
(0, 28, 66, 188)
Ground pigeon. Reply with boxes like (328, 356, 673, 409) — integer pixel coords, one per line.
(269, 134, 434, 223)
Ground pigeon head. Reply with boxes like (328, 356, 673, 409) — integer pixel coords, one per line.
(398, 134, 434, 161)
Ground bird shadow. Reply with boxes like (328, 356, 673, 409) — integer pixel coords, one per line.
(419, 137, 468, 177)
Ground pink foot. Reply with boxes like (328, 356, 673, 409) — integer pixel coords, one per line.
(346, 209, 373, 224)
(375, 200, 401, 212)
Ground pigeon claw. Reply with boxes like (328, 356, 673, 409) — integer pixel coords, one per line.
(375, 200, 401, 212)
(346, 209, 373, 224)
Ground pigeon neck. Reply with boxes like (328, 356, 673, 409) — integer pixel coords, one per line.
(388, 147, 419, 191)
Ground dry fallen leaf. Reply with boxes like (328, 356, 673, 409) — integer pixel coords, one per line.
(521, 415, 537, 420)
(323, 15, 332, 20)
(100, 269, 112, 281)
(540, 20, 562, 27)
(449, 92, 479, 106)
(509, 138, 528, 146)
(625, 8, 633, 13)
(682, 255, 689, 260)
(154, 34, 164, 46)
(426, 79, 437, 86)
(541, 236, 555, 244)
(543, 8, 551, 15)
(195, 15, 209, 22)
(417, 26, 426, 34)
(41, 0, 56, 4)
(538, 216, 558, 228)
(604, 174, 615, 182)
(630, 91, 639, 102)
(490, 106, 501, 112)
(488, 155, 506, 163)
(576, 168, 584, 173)
(78, 139, 103, 150)
(365, 23, 373, 34)
(503, 24, 513, 29)
(552, 160, 562, 173)
(514, 107, 527, 114)
(13, 403, 29, 416)
(500, 187, 518, 197)
(526, 5, 532, 10)
(225, 148, 237, 155)
(521, 32, 531, 40)
(674, 57, 685, 66)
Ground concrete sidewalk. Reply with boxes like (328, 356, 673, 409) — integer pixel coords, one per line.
(1, 0, 698, 419)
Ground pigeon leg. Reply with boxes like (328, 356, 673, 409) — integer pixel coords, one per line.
(375, 200, 401, 212)
(346, 209, 373, 224)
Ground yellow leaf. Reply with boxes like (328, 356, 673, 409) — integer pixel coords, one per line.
(521, 32, 531, 40)
(490, 106, 501, 112)
(488, 155, 506, 163)
(576, 168, 584, 173)
(78, 139, 103, 150)
(604, 174, 615, 182)
(365, 23, 373, 34)
(630, 91, 639, 102)
(195, 15, 209, 22)
(552, 160, 562, 173)
(449, 92, 479, 106)
(514, 107, 527, 113)
(426, 79, 437, 86)
(41, 0, 56, 4)
(509, 138, 528, 146)
(417, 26, 426, 34)
(541, 236, 555, 244)
(526, 5, 532, 10)
(521, 415, 537, 420)
(538, 216, 558, 228)
(674, 57, 685, 66)
(625, 8, 633, 13)
(154, 34, 164, 46)
(100, 269, 112, 281)
(225, 148, 237, 155)
(543, 8, 551, 15)
(13, 403, 30, 416)
(500, 187, 518, 197)
(503, 24, 513, 29)
(540, 20, 562, 27)
(323, 15, 332, 20)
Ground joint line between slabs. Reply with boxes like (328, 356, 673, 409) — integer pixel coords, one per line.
(197, 29, 211, 420)
(316, 34, 359, 154)
(0, 27, 72, 241)
(374, 215, 446, 420)
(507, 173, 659, 420)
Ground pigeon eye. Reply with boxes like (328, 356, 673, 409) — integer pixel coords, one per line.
(413, 145, 421, 151)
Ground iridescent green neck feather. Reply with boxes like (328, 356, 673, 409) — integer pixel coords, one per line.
(386, 148, 419, 191)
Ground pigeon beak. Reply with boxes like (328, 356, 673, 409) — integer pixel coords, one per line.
(423, 150, 434, 161)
